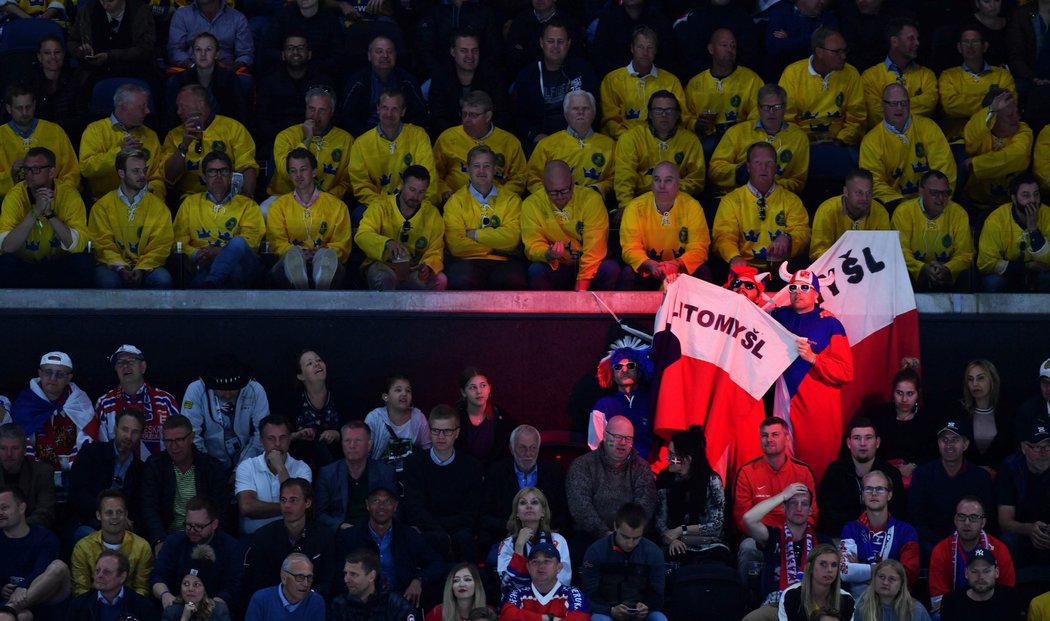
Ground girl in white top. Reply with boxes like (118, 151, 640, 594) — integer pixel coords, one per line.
(364, 374, 430, 471)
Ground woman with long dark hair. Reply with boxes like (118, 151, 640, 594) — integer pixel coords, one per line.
(454, 367, 514, 467)
(655, 425, 728, 564)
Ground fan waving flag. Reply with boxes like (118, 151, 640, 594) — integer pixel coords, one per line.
(649, 276, 800, 479)
(771, 231, 920, 424)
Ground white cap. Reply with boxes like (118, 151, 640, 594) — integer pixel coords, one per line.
(39, 351, 73, 369)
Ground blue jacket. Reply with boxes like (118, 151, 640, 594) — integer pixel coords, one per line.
(315, 459, 396, 532)
(336, 519, 446, 593)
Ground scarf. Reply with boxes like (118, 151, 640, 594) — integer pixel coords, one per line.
(951, 530, 991, 591)
(780, 522, 815, 590)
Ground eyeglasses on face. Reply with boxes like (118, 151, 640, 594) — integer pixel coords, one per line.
(787, 284, 812, 292)
(204, 167, 230, 178)
(430, 427, 459, 437)
(185, 518, 215, 532)
(39, 369, 70, 379)
(730, 280, 756, 290)
(613, 362, 636, 371)
(605, 431, 634, 444)
(955, 513, 984, 523)
(283, 570, 314, 583)
(862, 486, 888, 495)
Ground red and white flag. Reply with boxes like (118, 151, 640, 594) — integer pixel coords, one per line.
(650, 276, 800, 479)
(771, 231, 921, 422)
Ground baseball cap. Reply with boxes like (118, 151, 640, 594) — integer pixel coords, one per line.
(938, 418, 972, 440)
(1040, 358, 1050, 380)
(109, 344, 144, 365)
(787, 269, 820, 293)
(39, 351, 72, 369)
(528, 541, 561, 561)
(969, 548, 996, 567)
(367, 480, 398, 498)
(1025, 420, 1050, 444)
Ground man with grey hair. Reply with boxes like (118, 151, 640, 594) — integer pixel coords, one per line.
(708, 83, 810, 197)
(0, 424, 55, 529)
(481, 424, 569, 556)
(434, 90, 527, 202)
(315, 421, 397, 532)
(79, 83, 164, 203)
(244, 552, 325, 621)
(527, 90, 615, 200)
(267, 87, 353, 203)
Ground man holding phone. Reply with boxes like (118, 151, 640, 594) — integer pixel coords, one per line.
(581, 502, 667, 621)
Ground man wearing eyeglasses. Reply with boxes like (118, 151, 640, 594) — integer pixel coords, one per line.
(245, 553, 325, 621)
(613, 90, 704, 213)
(890, 169, 973, 291)
(995, 418, 1050, 567)
(522, 160, 616, 291)
(161, 84, 258, 201)
(434, 91, 527, 202)
(9, 351, 97, 474)
(95, 345, 179, 459)
(860, 17, 938, 129)
(356, 165, 447, 291)
(173, 151, 265, 289)
(708, 83, 809, 197)
(401, 404, 482, 563)
(770, 269, 852, 481)
(859, 84, 956, 210)
(839, 470, 919, 598)
(809, 168, 889, 261)
(256, 36, 336, 145)
(908, 419, 994, 558)
(567, 416, 656, 544)
(713, 141, 810, 270)
(0, 146, 92, 288)
(928, 497, 1015, 615)
(151, 495, 242, 611)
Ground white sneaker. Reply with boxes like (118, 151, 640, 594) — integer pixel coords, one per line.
(283, 247, 309, 289)
(312, 248, 339, 290)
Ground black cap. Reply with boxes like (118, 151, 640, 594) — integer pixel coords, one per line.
(969, 548, 996, 566)
(202, 353, 252, 391)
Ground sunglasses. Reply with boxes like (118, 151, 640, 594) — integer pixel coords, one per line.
(730, 280, 756, 290)
(788, 284, 812, 292)
(757, 196, 767, 221)
(613, 362, 636, 371)
(399, 220, 412, 243)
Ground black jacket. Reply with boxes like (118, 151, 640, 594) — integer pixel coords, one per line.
(242, 519, 338, 601)
(328, 588, 417, 621)
(336, 519, 446, 593)
(139, 447, 229, 546)
(481, 457, 569, 542)
(66, 588, 160, 621)
(68, 440, 143, 528)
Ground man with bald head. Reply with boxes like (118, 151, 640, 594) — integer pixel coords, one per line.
(566, 416, 657, 542)
(521, 160, 618, 290)
(859, 83, 955, 210)
(619, 161, 710, 289)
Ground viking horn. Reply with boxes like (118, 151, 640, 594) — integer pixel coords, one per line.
(778, 262, 793, 282)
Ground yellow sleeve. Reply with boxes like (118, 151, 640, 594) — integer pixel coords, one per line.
(861, 66, 884, 129)
(678, 196, 710, 273)
(526, 139, 549, 195)
(891, 204, 924, 281)
(354, 197, 393, 262)
(809, 198, 841, 260)
(227, 119, 259, 173)
(839, 66, 868, 145)
(777, 129, 809, 195)
(70, 541, 94, 596)
(57, 185, 89, 254)
(409, 128, 440, 207)
(348, 133, 380, 207)
(938, 70, 967, 122)
(87, 198, 126, 268)
(433, 130, 458, 200)
(500, 134, 528, 196)
(265, 196, 296, 256)
(235, 198, 265, 250)
(599, 70, 628, 138)
(976, 205, 1010, 274)
(53, 130, 81, 192)
(135, 200, 175, 270)
(475, 194, 522, 253)
(783, 192, 812, 258)
(78, 122, 119, 189)
(707, 124, 744, 192)
(618, 195, 650, 270)
(326, 131, 354, 200)
(576, 192, 610, 280)
(966, 113, 1034, 180)
(943, 205, 974, 279)
(911, 68, 940, 119)
(444, 190, 486, 259)
(418, 205, 445, 273)
(921, 120, 958, 192)
(520, 192, 552, 264)
(321, 194, 353, 263)
(676, 129, 706, 197)
(144, 131, 166, 199)
(712, 192, 746, 262)
(613, 128, 644, 209)
(268, 125, 301, 196)
(859, 129, 904, 205)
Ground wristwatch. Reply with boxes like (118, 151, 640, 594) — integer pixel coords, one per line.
(681, 525, 687, 537)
